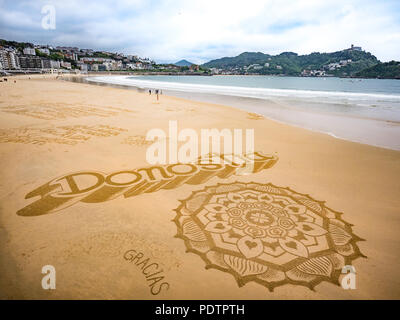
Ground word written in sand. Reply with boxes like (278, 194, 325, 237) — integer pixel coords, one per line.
(17, 152, 278, 217)
(174, 182, 365, 291)
(0, 125, 127, 145)
(0, 103, 135, 120)
(124, 249, 170, 295)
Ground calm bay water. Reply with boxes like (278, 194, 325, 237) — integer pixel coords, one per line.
(87, 75, 400, 150)
(132, 75, 400, 96)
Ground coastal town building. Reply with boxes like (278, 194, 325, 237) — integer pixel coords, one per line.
(0, 50, 10, 69)
(56, 46, 79, 52)
(9, 51, 20, 69)
(50, 60, 60, 69)
(60, 61, 72, 69)
(38, 48, 50, 55)
(23, 47, 36, 55)
(80, 49, 94, 55)
(89, 64, 98, 71)
(79, 63, 88, 72)
(0, 40, 161, 73)
(349, 44, 362, 51)
(41, 59, 51, 69)
(301, 69, 326, 77)
(64, 52, 78, 61)
(19, 55, 42, 69)
(0, 49, 20, 69)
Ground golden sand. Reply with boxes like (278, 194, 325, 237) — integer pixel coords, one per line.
(0, 75, 399, 299)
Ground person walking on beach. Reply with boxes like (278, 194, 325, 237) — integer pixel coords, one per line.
(148, 89, 151, 95)
(155, 89, 159, 101)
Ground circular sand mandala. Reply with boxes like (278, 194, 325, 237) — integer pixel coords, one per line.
(173, 182, 364, 291)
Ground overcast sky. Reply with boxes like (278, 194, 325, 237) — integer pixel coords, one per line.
(1, 0, 399, 64)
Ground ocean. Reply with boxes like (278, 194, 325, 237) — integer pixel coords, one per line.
(86, 75, 400, 150)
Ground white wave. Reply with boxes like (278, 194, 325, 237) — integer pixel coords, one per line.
(87, 75, 400, 102)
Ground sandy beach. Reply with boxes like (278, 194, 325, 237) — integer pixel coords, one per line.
(0, 74, 399, 299)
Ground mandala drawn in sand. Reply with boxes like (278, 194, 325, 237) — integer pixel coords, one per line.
(174, 182, 365, 291)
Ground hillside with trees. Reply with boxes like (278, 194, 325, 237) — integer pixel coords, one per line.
(202, 48, 381, 77)
(355, 61, 400, 79)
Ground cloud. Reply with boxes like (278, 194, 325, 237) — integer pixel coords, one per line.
(0, 0, 399, 63)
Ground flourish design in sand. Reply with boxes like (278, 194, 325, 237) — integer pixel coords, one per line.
(174, 182, 365, 291)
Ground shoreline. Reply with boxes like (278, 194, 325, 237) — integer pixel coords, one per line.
(0, 74, 399, 299)
(4, 71, 399, 80)
(83, 75, 400, 151)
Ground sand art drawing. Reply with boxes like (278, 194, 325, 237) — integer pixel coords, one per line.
(0, 103, 135, 120)
(0, 125, 127, 145)
(174, 182, 364, 291)
(122, 135, 157, 147)
(17, 152, 278, 216)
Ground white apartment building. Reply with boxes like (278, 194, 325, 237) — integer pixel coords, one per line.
(23, 47, 36, 55)
(50, 60, 61, 69)
(80, 57, 113, 63)
(0, 50, 20, 69)
(60, 61, 71, 69)
(80, 64, 88, 72)
(0, 50, 9, 69)
(9, 52, 20, 69)
(38, 48, 50, 55)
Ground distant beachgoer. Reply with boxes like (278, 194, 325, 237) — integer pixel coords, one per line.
(149, 89, 151, 95)
(155, 89, 159, 100)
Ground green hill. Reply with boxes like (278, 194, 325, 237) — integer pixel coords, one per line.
(174, 59, 194, 67)
(355, 61, 400, 79)
(202, 49, 380, 77)
(0, 39, 34, 51)
(203, 52, 271, 69)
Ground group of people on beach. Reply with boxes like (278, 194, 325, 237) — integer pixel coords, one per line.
(148, 88, 162, 100)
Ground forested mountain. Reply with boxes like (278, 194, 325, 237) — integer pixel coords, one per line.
(355, 61, 400, 79)
(202, 48, 381, 77)
(174, 59, 194, 66)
